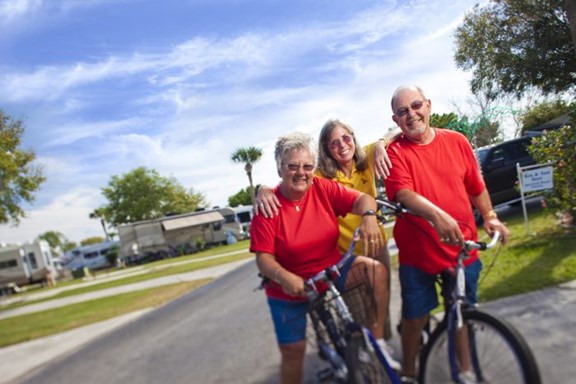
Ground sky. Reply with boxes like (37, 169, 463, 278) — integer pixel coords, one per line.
(0, 0, 487, 245)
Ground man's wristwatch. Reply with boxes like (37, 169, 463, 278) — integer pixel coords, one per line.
(362, 210, 377, 217)
(482, 210, 498, 220)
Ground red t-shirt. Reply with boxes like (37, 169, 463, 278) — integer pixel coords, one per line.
(384, 129, 485, 274)
(249, 177, 360, 301)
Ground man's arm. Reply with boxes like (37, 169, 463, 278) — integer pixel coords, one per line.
(469, 189, 510, 244)
(395, 189, 464, 245)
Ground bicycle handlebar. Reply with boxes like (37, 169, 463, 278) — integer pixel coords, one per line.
(464, 231, 501, 251)
(304, 228, 360, 295)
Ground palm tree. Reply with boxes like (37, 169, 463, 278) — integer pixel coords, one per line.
(231, 146, 263, 206)
(89, 207, 110, 241)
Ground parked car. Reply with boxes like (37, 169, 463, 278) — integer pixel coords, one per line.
(474, 136, 536, 210)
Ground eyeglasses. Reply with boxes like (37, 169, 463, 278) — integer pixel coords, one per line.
(327, 134, 354, 150)
(395, 100, 427, 117)
(284, 163, 315, 172)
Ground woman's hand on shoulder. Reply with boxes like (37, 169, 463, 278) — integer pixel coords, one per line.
(254, 185, 281, 218)
(374, 140, 393, 180)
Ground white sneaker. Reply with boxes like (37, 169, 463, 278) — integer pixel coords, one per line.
(376, 339, 401, 371)
(458, 370, 478, 384)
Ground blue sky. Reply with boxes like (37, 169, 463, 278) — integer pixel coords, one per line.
(1, 0, 484, 244)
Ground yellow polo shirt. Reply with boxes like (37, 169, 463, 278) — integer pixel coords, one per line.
(317, 142, 387, 255)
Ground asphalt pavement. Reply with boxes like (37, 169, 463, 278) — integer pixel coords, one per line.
(1, 228, 575, 383)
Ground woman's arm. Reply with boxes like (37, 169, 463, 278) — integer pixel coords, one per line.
(374, 127, 402, 180)
(255, 252, 305, 297)
(350, 193, 383, 258)
(254, 185, 281, 218)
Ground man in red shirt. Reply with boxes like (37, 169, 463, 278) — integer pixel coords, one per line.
(384, 85, 510, 384)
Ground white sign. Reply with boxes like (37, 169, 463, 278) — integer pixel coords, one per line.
(521, 166, 554, 192)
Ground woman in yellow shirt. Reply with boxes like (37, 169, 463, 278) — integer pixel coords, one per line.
(256, 118, 400, 338)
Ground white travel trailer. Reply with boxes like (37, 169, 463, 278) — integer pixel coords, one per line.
(63, 240, 120, 271)
(0, 240, 56, 291)
(232, 205, 253, 237)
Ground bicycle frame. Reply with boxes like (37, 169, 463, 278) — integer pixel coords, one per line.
(445, 232, 501, 383)
(305, 228, 401, 383)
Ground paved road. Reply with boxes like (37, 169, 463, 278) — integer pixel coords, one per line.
(3, 257, 576, 383)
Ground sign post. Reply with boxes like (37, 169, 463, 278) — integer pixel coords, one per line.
(517, 163, 554, 234)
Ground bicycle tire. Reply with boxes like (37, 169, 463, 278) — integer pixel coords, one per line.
(418, 310, 541, 384)
(344, 330, 391, 384)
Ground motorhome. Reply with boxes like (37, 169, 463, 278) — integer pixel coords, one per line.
(63, 240, 120, 271)
(118, 208, 245, 264)
(0, 240, 56, 291)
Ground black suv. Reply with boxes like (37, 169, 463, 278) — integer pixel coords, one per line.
(474, 136, 536, 208)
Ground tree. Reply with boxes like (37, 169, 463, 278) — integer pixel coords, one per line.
(36, 231, 76, 255)
(81, 236, 105, 246)
(431, 112, 500, 148)
(566, 0, 576, 56)
(99, 166, 207, 226)
(89, 207, 110, 241)
(0, 110, 46, 224)
(231, 147, 262, 206)
(454, 0, 576, 100)
(228, 186, 257, 207)
(520, 98, 576, 134)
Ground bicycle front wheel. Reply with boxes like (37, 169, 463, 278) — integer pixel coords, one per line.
(418, 310, 541, 384)
(344, 330, 392, 384)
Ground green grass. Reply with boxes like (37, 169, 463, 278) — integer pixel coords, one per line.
(0, 279, 212, 348)
(477, 209, 576, 301)
(2, 242, 252, 311)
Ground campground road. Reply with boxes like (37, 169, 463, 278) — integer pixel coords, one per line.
(11, 239, 576, 383)
(11, 261, 327, 384)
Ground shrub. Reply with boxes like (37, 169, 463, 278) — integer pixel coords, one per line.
(528, 121, 575, 227)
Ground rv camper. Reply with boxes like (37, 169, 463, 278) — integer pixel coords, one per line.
(232, 205, 253, 237)
(118, 208, 246, 264)
(63, 240, 120, 271)
(0, 240, 57, 292)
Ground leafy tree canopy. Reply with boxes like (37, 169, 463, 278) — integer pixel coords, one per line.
(520, 98, 576, 133)
(99, 166, 208, 226)
(228, 186, 259, 207)
(431, 112, 500, 148)
(36, 231, 76, 254)
(80, 236, 106, 246)
(454, 0, 576, 99)
(0, 110, 46, 224)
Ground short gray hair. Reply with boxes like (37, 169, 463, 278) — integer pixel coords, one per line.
(274, 132, 317, 173)
(391, 85, 427, 110)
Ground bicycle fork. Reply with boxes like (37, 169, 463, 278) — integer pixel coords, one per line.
(447, 262, 484, 383)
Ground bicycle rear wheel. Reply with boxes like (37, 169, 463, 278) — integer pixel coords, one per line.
(344, 329, 392, 384)
(418, 310, 541, 384)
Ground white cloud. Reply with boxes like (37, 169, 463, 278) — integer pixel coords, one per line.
(0, 187, 105, 244)
(0, 0, 43, 22)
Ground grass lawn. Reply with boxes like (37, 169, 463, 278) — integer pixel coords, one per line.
(477, 207, 576, 301)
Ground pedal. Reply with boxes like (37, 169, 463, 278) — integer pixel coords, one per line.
(317, 368, 334, 382)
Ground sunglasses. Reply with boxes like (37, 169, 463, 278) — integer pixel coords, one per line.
(284, 163, 315, 172)
(327, 134, 354, 150)
(395, 100, 427, 117)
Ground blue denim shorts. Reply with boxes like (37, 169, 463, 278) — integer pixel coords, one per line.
(399, 258, 483, 319)
(267, 256, 355, 344)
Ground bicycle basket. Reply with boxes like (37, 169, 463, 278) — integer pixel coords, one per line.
(342, 262, 378, 329)
(306, 261, 378, 348)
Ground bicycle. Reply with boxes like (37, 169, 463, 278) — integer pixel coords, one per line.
(377, 198, 542, 384)
(303, 227, 400, 384)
